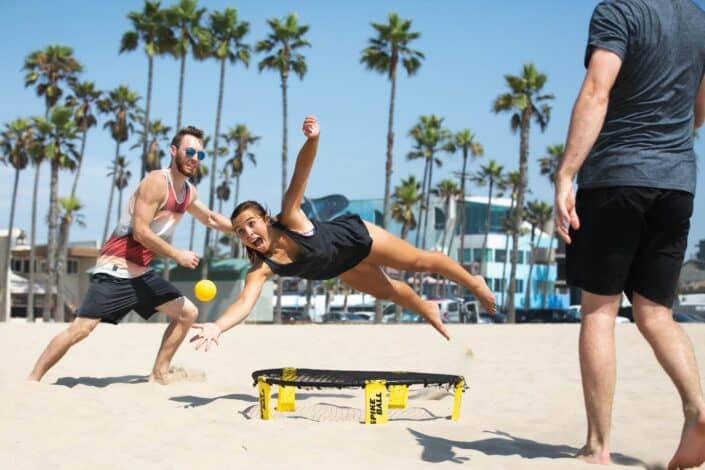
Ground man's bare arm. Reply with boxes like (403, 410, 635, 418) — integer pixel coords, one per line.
(187, 187, 233, 232)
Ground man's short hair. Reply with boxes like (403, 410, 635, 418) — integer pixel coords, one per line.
(171, 125, 204, 148)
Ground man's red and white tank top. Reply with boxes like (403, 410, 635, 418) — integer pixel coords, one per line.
(94, 169, 192, 278)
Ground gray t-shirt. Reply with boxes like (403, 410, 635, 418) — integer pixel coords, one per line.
(577, 0, 705, 194)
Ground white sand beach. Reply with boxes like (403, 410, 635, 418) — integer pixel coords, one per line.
(1, 322, 703, 469)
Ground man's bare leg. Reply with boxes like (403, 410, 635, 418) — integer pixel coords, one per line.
(630, 293, 705, 470)
(577, 291, 621, 465)
(27, 317, 101, 382)
(149, 296, 199, 384)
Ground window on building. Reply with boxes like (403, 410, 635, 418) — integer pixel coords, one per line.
(435, 208, 446, 230)
(515, 279, 524, 292)
(516, 251, 524, 264)
(462, 248, 472, 263)
(493, 278, 504, 292)
(11, 259, 22, 272)
(472, 248, 491, 262)
(495, 249, 506, 263)
(24, 260, 30, 273)
(67, 259, 78, 274)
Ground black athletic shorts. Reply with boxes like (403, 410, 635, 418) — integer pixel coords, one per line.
(566, 186, 693, 308)
(75, 270, 183, 324)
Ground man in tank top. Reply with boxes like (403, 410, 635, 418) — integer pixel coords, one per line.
(28, 125, 234, 385)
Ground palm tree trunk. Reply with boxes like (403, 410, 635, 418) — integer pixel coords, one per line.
(70, 129, 87, 198)
(524, 232, 542, 309)
(43, 160, 59, 322)
(481, 179, 494, 276)
(382, 66, 397, 230)
(102, 142, 121, 245)
(141, 55, 154, 179)
(56, 215, 70, 322)
(176, 54, 186, 130)
(1, 169, 21, 321)
(542, 234, 554, 307)
(507, 109, 532, 322)
(414, 160, 430, 249)
(202, 57, 227, 283)
(189, 217, 196, 251)
(459, 149, 468, 287)
(274, 71, 289, 326)
(500, 196, 515, 310)
(27, 164, 41, 322)
(422, 158, 435, 251)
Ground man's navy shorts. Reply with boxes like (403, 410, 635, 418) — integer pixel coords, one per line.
(75, 270, 183, 324)
(567, 186, 693, 308)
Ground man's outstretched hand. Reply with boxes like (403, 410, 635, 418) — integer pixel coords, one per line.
(189, 323, 222, 352)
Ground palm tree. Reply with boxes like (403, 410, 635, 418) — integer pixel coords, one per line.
(107, 156, 132, 222)
(447, 130, 483, 268)
(406, 115, 452, 251)
(391, 175, 421, 323)
(471, 160, 505, 276)
(524, 200, 553, 309)
(98, 85, 141, 245)
(256, 13, 309, 325)
(498, 170, 521, 310)
(120, 0, 174, 178)
(188, 162, 208, 251)
(56, 82, 102, 307)
(222, 124, 260, 207)
(23, 44, 82, 323)
(538, 143, 564, 306)
(0, 119, 32, 321)
(166, 0, 210, 130)
(203, 7, 251, 277)
(493, 63, 553, 323)
(431, 179, 461, 253)
(360, 13, 424, 231)
(55, 196, 85, 321)
(133, 119, 171, 172)
(32, 106, 81, 321)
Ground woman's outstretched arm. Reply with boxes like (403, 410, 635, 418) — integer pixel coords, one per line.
(189, 264, 270, 350)
(279, 115, 320, 231)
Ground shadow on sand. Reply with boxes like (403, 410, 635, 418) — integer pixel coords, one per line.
(408, 429, 652, 468)
(54, 375, 149, 388)
(170, 391, 356, 409)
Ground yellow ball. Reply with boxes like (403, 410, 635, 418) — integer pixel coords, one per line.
(194, 279, 217, 302)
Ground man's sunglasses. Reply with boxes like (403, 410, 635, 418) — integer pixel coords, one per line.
(183, 147, 206, 161)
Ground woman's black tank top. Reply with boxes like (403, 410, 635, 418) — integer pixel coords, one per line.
(256, 214, 373, 280)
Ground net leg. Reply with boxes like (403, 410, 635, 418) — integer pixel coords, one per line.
(277, 367, 296, 412)
(451, 379, 464, 422)
(257, 376, 272, 420)
(364, 380, 388, 424)
(389, 385, 408, 409)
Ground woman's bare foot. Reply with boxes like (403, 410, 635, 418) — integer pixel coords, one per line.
(422, 301, 450, 340)
(576, 444, 611, 465)
(473, 275, 497, 314)
(668, 408, 705, 470)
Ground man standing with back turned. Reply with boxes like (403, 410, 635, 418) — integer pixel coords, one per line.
(554, 0, 705, 468)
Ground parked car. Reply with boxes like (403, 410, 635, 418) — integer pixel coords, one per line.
(565, 305, 630, 324)
(477, 311, 507, 324)
(673, 311, 705, 323)
(281, 309, 311, 323)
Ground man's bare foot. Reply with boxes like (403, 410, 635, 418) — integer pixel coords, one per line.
(149, 366, 206, 385)
(472, 275, 497, 314)
(423, 301, 450, 340)
(576, 444, 611, 465)
(668, 408, 705, 470)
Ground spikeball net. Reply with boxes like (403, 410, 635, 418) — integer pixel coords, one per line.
(251, 367, 467, 424)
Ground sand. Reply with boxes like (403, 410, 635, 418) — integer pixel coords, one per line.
(1, 322, 704, 469)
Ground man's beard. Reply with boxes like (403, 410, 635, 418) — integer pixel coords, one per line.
(175, 156, 196, 177)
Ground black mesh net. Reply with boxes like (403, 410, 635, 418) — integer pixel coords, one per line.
(252, 368, 466, 390)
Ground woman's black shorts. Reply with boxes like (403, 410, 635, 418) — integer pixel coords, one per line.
(566, 186, 693, 308)
(75, 271, 183, 324)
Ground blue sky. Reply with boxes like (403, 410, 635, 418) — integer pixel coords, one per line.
(2, 0, 705, 258)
